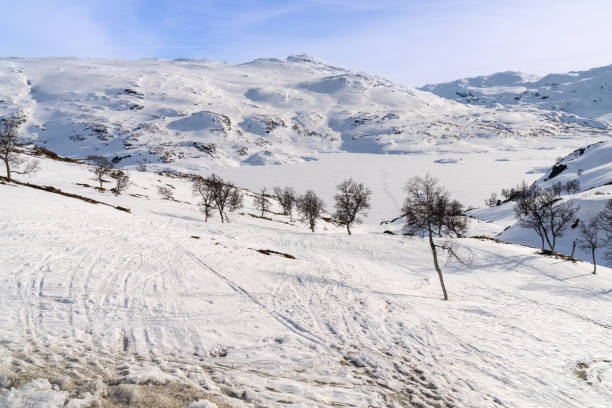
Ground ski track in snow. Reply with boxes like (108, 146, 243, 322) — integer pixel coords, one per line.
(0, 151, 610, 407)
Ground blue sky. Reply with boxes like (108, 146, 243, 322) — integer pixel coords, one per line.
(2, 0, 612, 86)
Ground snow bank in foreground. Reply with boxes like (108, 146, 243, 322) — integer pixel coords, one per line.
(0, 379, 67, 408)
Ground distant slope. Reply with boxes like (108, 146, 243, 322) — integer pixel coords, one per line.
(421, 64, 612, 128)
(470, 140, 612, 267)
(1, 56, 609, 174)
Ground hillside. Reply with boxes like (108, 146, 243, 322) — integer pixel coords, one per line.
(0, 151, 610, 407)
(421, 64, 612, 128)
(1, 57, 612, 407)
(469, 140, 612, 267)
(1, 56, 609, 175)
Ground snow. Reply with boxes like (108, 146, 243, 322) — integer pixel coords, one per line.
(1, 57, 609, 175)
(0, 379, 68, 408)
(0, 149, 610, 407)
(422, 64, 612, 127)
(470, 140, 612, 267)
(0, 56, 611, 407)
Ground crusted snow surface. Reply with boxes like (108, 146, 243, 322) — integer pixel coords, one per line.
(0, 151, 610, 407)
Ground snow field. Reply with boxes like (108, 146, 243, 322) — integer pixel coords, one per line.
(0, 152, 610, 406)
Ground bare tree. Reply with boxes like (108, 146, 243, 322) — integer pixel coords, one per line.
(0, 114, 39, 181)
(401, 175, 468, 301)
(514, 186, 578, 253)
(296, 190, 325, 232)
(254, 187, 271, 217)
(577, 217, 603, 274)
(157, 185, 175, 200)
(228, 188, 244, 212)
(205, 174, 239, 223)
(484, 192, 499, 207)
(514, 187, 547, 251)
(564, 179, 580, 194)
(600, 199, 612, 236)
(87, 155, 114, 189)
(274, 186, 296, 220)
(333, 179, 371, 235)
(542, 192, 579, 252)
(110, 170, 130, 196)
(550, 182, 563, 195)
(501, 180, 531, 202)
(599, 199, 612, 261)
(192, 176, 215, 222)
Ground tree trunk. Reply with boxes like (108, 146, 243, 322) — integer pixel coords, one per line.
(429, 229, 448, 301)
(218, 207, 225, 223)
(592, 249, 597, 274)
(551, 234, 556, 253)
(535, 226, 545, 252)
(346, 224, 351, 235)
(4, 160, 10, 181)
(571, 240, 576, 258)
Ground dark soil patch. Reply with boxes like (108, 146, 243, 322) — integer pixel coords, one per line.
(253, 249, 296, 259)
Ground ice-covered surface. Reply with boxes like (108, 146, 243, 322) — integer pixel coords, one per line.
(1, 56, 610, 175)
(0, 151, 610, 407)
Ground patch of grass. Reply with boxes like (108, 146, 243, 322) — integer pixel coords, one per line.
(538, 250, 579, 263)
(470, 235, 502, 243)
(30, 145, 79, 163)
(253, 249, 296, 259)
(247, 213, 294, 226)
(0, 176, 131, 213)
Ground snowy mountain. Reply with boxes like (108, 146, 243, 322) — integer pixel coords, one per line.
(1, 56, 610, 175)
(421, 64, 612, 128)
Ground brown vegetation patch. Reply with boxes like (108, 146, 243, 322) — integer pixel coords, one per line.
(30, 145, 80, 163)
(0, 177, 131, 213)
(253, 249, 296, 259)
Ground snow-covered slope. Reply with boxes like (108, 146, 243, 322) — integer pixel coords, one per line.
(421, 64, 612, 128)
(470, 140, 612, 267)
(1, 152, 611, 407)
(1, 56, 609, 174)
(1, 56, 611, 407)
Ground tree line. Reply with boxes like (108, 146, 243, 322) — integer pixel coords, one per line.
(190, 175, 371, 234)
(3, 114, 610, 300)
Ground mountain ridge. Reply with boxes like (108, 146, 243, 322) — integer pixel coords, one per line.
(2, 56, 609, 175)
(421, 63, 612, 127)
